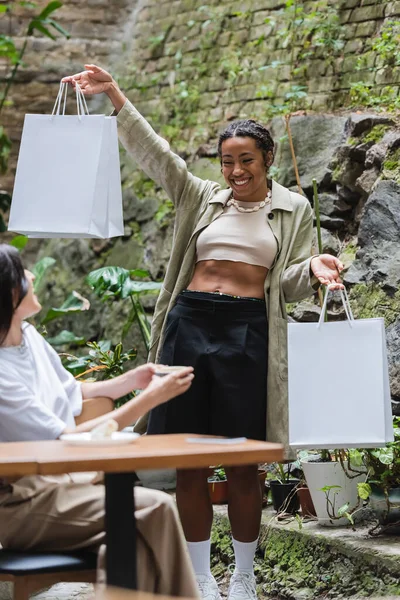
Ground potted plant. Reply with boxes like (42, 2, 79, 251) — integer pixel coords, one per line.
(269, 462, 300, 515)
(359, 417, 400, 534)
(208, 466, 267, 505)
(301, 449, 367, 526)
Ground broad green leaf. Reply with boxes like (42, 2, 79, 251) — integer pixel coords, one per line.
(86, 266, 130, 297)
(42, 291, 90, 324)
(32, 256, 56, 290)
(46, 18, 70, 39)
(10, 235, 28, 251)
(28, 20, 56, 40)
(348, 449, 364, 467)
(373, 447, 394, 465)
(357, 482, 372, 500)
(64, 356, 91, 376)
(129, 268, 150, 278)
(37, 0, 62, 20)
(47, 330, 85, 346)
(121, 279, 162, 298)
(320, 485, 341, 492)
(0, 6, 9, 13)
(337, 502, 350, 517)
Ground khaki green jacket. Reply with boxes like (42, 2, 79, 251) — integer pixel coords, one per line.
(117, 100, 316, 453)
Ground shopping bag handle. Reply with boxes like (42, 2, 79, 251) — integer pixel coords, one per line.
(51, 81, 89, 120)
(317, 286, 354, 329)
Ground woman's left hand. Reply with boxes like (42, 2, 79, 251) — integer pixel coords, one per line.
(129, 363, 157, 390)
(311, 254, 344, 290)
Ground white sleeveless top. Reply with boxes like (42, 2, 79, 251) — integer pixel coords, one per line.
(196, 200, 278, 269)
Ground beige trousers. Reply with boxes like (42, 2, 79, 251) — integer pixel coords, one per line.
(0, 474, 198, 597)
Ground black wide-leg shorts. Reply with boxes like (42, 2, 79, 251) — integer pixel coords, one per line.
(147, 290, 268, 441)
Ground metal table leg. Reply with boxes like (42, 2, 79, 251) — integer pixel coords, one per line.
(105, 472, 137, 589)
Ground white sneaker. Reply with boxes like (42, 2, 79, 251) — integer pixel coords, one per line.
(228, 570, 257, 600)
(196, 573, 222, 600)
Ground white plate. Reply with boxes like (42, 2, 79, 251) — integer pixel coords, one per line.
(60, 432, 140, 446)
(154, 365, 188, 376)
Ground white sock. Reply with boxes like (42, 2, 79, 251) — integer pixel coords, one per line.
(187, 539, 212, 576)
(232, 537, 258, 573)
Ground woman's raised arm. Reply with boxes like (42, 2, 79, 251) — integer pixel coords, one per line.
(62, 65, 218, 208)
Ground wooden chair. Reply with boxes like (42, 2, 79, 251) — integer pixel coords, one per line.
(0, 396, 114, 600)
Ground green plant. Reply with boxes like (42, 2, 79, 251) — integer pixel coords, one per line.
(361, 417, 400, 496)
(86, 266, 162, 353)
(271, 462, 296, 484)
(208, 466, 226, 482)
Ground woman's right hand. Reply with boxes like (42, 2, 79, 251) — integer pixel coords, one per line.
(144, 368, 194, 411)
(62, 64, 113, 95)
(62, 64, 126, 112)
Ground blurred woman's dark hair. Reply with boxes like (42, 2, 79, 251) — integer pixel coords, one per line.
(218, 119, 275, 167)
(0, 244, 28, 345)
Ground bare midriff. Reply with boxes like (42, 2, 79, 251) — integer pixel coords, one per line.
(187, 260, 268, 299)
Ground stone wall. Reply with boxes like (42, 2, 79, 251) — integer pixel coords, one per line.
(0, 0, 137, 191)
(3, 0, 400, 190)
(117, 0, 400, 151)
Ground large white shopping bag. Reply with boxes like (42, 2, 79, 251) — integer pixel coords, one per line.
(8, 82, 123, 238)
(288, 288, 393, 449)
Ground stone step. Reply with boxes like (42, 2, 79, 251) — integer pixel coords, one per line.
(212, 505, 400, 599)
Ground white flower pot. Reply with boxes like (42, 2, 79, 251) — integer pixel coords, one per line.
(301, 459, 366, 526)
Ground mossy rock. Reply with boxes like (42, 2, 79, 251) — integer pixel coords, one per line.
(211, 513, 400, 598)
(104, 237, 144, 270)
(382, 147, 400, 184)
(349, 283, 400, 328)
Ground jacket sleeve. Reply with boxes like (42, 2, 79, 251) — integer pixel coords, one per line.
(116, 100, 216, 208)
(281, 201, 319, 303)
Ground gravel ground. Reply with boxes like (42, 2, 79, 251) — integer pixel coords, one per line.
(0, 582, 94, 599)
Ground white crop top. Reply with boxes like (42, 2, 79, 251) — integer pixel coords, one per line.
(196, 200, 278, 269)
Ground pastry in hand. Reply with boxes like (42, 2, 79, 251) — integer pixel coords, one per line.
(91, 419, 118, 439)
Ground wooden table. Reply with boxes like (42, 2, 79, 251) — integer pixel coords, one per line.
(0, 434, 283, 590)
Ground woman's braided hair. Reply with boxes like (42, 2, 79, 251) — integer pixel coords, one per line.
(218, 119, 275, 168)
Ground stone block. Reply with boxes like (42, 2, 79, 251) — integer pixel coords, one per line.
(252, 10, 273, 26)
(349, 4, 386, 22)
(343, 23, 358, 39)
(339, 9, 353, 24)
(355, 20, 379, 37)
(342, 55, 360, 73)
(344, 38, 364, 54)
(375, 67, 395, 85)
(385, 1, 400, 17)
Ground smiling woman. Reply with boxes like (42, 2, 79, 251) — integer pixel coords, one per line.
(62, 63, 345, 600)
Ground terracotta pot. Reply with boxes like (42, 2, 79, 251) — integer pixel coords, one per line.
(297, 485, 316, 517)
(269, 479, 300, 514)
(208, 469, 267, 505)
(208, 478, 229, 504)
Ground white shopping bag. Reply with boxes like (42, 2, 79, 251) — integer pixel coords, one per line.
(8, 82, 123, 238)
(288, 288, 393, 449)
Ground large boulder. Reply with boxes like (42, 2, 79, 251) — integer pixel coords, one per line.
(386, 318, 400, 401)
(345, 180, 400, 291)
(270, 115, 347, 191)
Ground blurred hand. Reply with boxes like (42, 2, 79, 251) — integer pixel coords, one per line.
(129, 363, 157, 390)
(144, 367, 194, 411)
(62, 64, 113, 95)
(311, 254, 344, 290)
